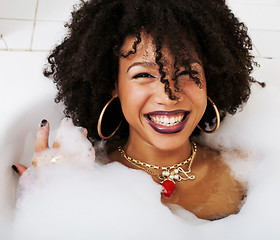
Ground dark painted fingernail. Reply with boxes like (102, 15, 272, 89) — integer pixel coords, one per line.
(40, 119, 48, 127)
(12, 165, 19, 174)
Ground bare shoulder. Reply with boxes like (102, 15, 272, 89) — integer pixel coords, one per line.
(190, 145, 246, 219)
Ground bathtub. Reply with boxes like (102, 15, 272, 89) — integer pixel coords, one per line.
(1, 51, 280, 239)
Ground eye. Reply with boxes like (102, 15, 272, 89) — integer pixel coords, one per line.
(133, 73, 156, 79)
(177, 70, 189, 76)
(177, 70, 200, 76)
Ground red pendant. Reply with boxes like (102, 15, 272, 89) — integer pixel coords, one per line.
(162, 180, 175, 197)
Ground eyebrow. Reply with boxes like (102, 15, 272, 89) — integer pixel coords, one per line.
(188, 59, 202, 66)
(127, 61, 157, 73)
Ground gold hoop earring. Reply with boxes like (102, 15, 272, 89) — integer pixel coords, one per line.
(97, 95, 122, 139)
(197, 96, 220, 134)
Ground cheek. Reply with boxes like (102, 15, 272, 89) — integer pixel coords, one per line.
(182, 82, 207, 105)
(190, 88, 207, 108)
(118, 82, 150, 122)
(179, 81, 208, 121)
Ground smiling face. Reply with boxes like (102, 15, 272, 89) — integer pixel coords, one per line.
(117, 33, 207, 152)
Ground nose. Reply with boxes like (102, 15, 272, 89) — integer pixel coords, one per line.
(152, 80, 180, 106)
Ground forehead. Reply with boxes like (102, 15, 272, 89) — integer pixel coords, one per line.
(120, 32, 202, 67)
(120, 33, 157, 61)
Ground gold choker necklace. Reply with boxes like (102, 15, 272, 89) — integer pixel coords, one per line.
(118, 142, 197, 197)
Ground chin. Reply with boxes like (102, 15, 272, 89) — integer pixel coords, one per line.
(148, 135, 190, 152)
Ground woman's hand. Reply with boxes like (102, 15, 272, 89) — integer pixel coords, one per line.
(12, 118, 92, 177)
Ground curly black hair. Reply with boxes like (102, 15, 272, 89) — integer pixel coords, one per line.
(44, 0, 263, 148)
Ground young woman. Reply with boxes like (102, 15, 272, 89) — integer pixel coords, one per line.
(13, 0, 261, 220)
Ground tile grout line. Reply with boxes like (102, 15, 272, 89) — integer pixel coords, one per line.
(255, 56, 274, 60)
(0, 48, 49, 52)
(30, 0, 40, 51)
(252, 43, 262, 58)
(0, 18, 64, 23)
(0, 34, 9, 49)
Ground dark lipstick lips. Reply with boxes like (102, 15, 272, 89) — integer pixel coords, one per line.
(144, 110, 190, 134)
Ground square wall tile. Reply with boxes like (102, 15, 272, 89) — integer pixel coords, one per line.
(37, 0, 80, 22)
(32, 21, 67, 50)
(249, 30, 280, 58)
(0, 0, 37, 20)
(228, 4, 280, 31)
(0, 20, 33, 50)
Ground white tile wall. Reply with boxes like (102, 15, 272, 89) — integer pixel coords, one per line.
(249, 30, 280, 58)
(0, 0, 37, 20)
(0, 0, 279, 58)
(227, 0, 280, 59)
(0, 0, 77, 52)
(36, 0, 79, 21)
(228, 4, 280, 31)
(32, 21, 67, 50)
(0, 20, 34, 50)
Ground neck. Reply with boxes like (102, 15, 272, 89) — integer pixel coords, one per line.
(123, 135, 192, 167)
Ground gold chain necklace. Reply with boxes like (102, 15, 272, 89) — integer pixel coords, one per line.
(118, 142, 197, 197)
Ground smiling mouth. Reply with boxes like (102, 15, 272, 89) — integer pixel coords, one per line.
(149, 113, 185, 126)
(144, 110, 190, 134)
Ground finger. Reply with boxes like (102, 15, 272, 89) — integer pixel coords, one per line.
(51, 117, 72, 148)
(12, 164, 27, 176)
(34, 119, 50, 153)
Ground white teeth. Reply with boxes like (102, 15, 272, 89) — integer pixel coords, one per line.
(149, 114, 185, 126)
